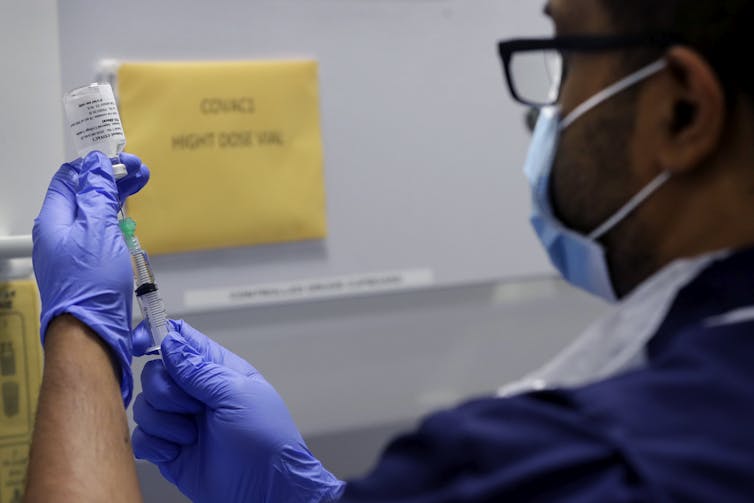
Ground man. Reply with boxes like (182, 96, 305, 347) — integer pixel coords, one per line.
(25, 0, 754, 501)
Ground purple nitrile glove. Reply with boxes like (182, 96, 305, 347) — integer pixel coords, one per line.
(32, 151, 150, 405)
(132, 319, 346, 503)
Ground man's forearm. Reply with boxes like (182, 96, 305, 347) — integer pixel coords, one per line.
(24, 315, 143, 503)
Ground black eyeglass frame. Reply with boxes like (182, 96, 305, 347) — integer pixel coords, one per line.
(497, 34, 678, 107)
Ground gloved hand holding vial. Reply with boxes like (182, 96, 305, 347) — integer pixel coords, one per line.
(63, 82, 168, 353)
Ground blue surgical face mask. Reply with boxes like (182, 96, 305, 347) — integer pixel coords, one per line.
(524, 59, 671, 302)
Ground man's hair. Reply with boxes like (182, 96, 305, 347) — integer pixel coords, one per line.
(602, 0, 754, 103)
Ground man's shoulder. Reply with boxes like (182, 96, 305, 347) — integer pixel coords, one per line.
(344, 384, 661, 502)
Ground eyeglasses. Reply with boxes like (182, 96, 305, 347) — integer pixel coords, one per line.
(497, 35, 676, 107)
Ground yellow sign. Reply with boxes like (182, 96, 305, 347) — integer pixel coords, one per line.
(118, 60, 327, 255)
(0, 280, 42, 503)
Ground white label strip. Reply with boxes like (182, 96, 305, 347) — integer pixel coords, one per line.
(184, 269, 435, 310)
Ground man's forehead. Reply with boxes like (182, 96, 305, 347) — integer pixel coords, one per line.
(544, 0, 613, 34)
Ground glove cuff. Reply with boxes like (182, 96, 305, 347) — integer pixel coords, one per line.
(272, 444, 346, 503)
(316, 476, 347, 503)
(41, 307, 134, 406)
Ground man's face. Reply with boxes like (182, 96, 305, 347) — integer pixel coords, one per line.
(546, 0, 648, 236)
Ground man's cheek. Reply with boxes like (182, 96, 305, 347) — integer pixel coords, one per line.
(551, 128, 605, 233)
(550, 134, 581, 224)
(549, 148, 575, 226)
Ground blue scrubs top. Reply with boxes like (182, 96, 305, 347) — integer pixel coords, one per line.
(342, 249, 754, 502)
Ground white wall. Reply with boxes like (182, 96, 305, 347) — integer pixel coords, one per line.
(0, 0, 65, 237)
(1, 1, 610, 501)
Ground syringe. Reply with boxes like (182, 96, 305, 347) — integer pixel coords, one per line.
(61, 82, 167, 351)
(118, 216, 169, 353)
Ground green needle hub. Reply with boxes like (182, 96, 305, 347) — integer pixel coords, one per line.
(119, 217, 137, 239)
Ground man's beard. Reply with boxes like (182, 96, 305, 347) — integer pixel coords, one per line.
(550, 92, 640, 236)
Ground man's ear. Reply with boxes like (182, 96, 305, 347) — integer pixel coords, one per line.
(655, 46, 726, 174)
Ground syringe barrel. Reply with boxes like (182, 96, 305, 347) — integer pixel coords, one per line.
(118, 216, 170, 353)
(138, 289, 169, 352)
(129, 243, 155, 288)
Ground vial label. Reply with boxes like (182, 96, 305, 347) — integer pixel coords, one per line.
(63, 83, 126, 159)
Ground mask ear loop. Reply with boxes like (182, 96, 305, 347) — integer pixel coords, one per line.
(588, 171, 672, 240)
(560, 59, 668, 130)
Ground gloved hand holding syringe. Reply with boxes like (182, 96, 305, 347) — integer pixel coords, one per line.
(63, 82, 168, 352)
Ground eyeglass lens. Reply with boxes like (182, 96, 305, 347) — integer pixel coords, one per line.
(509, 50, 563, 106)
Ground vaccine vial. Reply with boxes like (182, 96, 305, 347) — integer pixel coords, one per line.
(63, 83, 128, 179)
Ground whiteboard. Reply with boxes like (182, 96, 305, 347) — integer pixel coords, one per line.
(56, 0, 555, 314)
